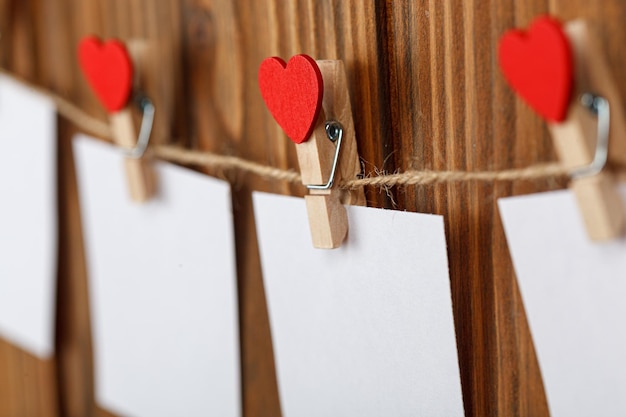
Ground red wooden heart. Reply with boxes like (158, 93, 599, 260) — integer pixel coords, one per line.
(498, 16, 573, 122)
(258, 55, 323, 144)
(78, 36, 133, 113)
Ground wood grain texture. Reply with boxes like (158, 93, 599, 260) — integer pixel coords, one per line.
(2, 1, 626, 417)
(56, 119, 96, 417)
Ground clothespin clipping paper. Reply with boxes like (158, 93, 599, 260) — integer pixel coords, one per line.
(78, 36, 156, 203)
(499, 16, 626, 241)
(259, 54, 365, 249)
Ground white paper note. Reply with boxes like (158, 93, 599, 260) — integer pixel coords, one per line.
(0, 75, 57, 358)
(253, 192, 464, 417)
(74, 136, 240, 417)
(499, 187, 626, 417)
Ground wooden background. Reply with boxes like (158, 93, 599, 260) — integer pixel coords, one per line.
(1, 1, 625, 416)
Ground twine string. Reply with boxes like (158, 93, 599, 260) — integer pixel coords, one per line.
(10, 70, 571, 188)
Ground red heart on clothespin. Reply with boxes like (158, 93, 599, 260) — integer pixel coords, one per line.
(498, 16, 573, 122)
(78, 36, 133, 113)
(258, 55, 323, 144)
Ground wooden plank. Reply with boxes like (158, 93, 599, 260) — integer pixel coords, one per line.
(0, 340, 58, 417)
(0, 340, 25, 416)
(382, 1, 554, 417)
(56, 119, 97, 417)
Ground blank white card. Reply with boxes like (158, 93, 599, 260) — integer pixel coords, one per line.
(74, 136, 240, 417)
(254, 192, 464, 417)
(499, 187, 626, 417)
(0, 75, 57, 358)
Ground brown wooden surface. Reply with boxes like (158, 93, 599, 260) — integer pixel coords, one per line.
(2, 1, 626, 417)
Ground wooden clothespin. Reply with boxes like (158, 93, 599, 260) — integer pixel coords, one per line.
(78, 36, 156, 202)
(259, 55, 365, 248)
(499, 16, 626, 240)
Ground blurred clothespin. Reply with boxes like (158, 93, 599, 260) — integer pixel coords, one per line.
(259, 55, 365, 248)
(499, 16, 626, 241)
(78, 36, 156, 202)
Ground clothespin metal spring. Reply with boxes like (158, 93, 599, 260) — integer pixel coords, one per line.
(571, 93, 610, 180)
(307, 121, 343, 190)
(121, 94, 155, 160)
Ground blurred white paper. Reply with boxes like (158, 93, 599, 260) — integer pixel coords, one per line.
(74, 136, 240, 417)
(499, 187, 626, 417)
(253, 192, 464, 417)
(0, 75, 57, 358)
